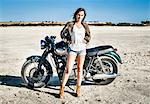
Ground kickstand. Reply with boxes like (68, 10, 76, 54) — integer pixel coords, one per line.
(67, 85, 75, 91)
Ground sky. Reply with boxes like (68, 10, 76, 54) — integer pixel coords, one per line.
(0, 0, 150, 23)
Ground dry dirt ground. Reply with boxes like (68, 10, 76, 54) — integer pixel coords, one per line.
(0, 26, 150, 104)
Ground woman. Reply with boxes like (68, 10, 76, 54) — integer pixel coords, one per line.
(59, 8, 91, 98)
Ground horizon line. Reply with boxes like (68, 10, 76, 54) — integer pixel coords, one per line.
(0, 20, 150, 24)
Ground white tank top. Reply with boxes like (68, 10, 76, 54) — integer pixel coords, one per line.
(69, 24, 86, 51)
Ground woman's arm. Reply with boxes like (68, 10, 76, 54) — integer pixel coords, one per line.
(60, 22, 70, 39)
(84, 23, 91, 44)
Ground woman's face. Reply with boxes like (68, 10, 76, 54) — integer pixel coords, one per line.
(76, 11, 85, 22)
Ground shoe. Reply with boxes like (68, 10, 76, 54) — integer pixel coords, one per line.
(59, 86, 65, 99)
(76, 86, 81, 97)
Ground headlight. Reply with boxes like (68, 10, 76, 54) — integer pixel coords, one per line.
(40, 40, 46, 49)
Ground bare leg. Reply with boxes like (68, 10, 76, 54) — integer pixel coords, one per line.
(59, 54, 76, 98)
(76, 55, 85, 97)
(77, 55, 85, 86)
(61, 54, 76, 87)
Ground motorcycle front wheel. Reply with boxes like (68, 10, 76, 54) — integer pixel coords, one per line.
(21, 56, 51, 88)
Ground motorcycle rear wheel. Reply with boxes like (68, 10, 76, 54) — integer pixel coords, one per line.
(92, 56, 118, 85)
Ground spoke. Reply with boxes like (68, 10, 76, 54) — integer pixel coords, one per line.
(33, 62, 38, 68)
(90, 64, 97, 69)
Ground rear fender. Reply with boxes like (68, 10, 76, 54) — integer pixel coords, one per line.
(103, 51, 122, 64)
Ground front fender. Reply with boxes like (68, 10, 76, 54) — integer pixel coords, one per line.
(26, 55, 41, 62)
(104, 51, 122, 64)
(26, 55, 53, 74)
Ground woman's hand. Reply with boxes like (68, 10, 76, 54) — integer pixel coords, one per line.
(63, 38, 71, 44)
(82, 39, 87, 44)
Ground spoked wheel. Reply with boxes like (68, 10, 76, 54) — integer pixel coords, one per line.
(21, 57, 51, 88)
(92, 56, 118, 85)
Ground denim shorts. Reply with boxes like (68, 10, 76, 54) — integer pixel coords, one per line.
(68, 48, 86, 56)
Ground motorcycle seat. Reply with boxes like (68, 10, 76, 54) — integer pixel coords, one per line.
(86, 45, 114, 56)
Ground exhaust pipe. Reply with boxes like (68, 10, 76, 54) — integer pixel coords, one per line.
(92, 73, 118, 79)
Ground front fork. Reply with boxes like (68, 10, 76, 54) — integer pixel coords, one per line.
(37, 49, 49, 71)
(44, 50, 58, 77)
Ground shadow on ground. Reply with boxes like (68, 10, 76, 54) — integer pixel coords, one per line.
(0, 75, 23, 87)
(0, 75, 100, 87)
(0, 75, 103, 98)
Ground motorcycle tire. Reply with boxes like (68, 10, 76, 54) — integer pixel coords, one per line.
(21, 56, 51, 88)
(92, 56, 118, 85)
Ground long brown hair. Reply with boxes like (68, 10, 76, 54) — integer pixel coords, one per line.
(73, 8, 87, 22)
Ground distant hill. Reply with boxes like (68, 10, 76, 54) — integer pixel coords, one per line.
(0, 21, 65, 26)
(0, 21, 149, 26)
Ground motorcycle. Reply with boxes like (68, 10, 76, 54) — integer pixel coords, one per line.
(21, 35, 122, 88)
